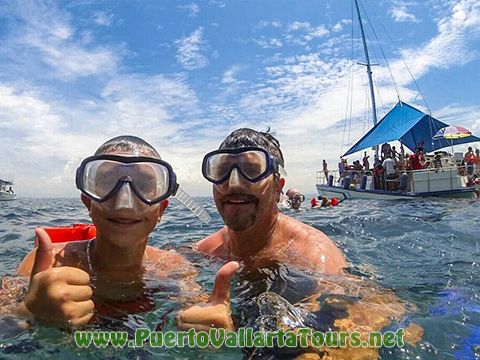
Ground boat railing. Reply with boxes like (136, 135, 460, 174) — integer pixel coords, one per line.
(316, 165, 470, 192)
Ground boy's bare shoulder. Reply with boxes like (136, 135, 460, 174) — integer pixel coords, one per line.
(16, 242, 75, 277)
(146, 246, 197, 277)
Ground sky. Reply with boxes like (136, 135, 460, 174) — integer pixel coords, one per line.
(0, 0, 479, 197)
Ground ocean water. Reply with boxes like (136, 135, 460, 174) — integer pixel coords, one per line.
(0, 197, 479, 359)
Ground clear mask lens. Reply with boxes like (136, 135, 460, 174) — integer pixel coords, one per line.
(82, 159, 170, 202)
(205, 150, 269, 182)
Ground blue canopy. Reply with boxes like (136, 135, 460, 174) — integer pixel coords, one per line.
(343, 101, 480, 156)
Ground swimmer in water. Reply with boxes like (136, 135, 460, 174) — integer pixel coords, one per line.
(285, 188, 305, 210)
(3, 135, 210, 327)
(178, 128, 345, 331)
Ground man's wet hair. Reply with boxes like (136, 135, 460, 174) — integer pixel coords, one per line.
(95, 135, 160, 158)
(219, 128, 284, 167)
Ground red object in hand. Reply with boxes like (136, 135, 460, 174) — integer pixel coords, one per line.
(42, 224, 96, 243)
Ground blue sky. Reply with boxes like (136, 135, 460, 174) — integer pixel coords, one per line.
(0, 0, 479, 197)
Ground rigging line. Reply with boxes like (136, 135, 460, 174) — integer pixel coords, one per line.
(347, 6, 359, 152)
(367, 2, 432, 115)
(373, 69, 388, 118)
(363, 74, 371, 134)
(341, 60, 352, 155)
(341, 0, 356, 157)
(347, 51, 358, 149)
(363, 87, 369, 135)
(359, 0, 401, 103)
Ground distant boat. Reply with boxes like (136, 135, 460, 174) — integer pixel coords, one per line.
(0, 178, 16, 201)
(316, 0, 478, 201)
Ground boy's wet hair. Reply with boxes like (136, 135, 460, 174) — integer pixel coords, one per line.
(219, 128, 284, 167)
(95, 135, 160, 158)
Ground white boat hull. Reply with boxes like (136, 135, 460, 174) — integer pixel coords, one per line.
(0, 191, 16, 201)
(317, 184, 475, 200)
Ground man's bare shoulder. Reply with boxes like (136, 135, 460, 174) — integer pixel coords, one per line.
(194, 227, 227, 256)
(278, 213, 347, 274)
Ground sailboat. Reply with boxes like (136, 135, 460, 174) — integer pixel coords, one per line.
(316, 0, 478, 201)
(0, 178, 16, 201)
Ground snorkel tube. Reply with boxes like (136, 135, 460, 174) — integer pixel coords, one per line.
(173, 185, 211, 224)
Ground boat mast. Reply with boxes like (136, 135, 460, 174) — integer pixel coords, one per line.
(354, 0, 379, 157)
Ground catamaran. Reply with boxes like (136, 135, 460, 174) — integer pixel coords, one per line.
(316, 0, 478, 201)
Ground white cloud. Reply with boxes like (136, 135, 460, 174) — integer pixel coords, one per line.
(208, 0, 225, 8)
(285, 21, 329, 46)
(175, 27, 208, 70)
(287, 21, 311, 31)
(93, 11, 114, 26)
(221, 65, 245, 85)
(178, 3, 200, 17)
(0, 70, 205, 197)
(388, 0, 480, 83)
(3, 1, 118, 80)
(389, 3, 420, 23)
(255, 20, 282, 29)
(255, 37, 283, 49)
(332, 19, 352, 32)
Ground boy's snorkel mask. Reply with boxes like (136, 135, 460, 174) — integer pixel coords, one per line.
(76, 154, 211, 224)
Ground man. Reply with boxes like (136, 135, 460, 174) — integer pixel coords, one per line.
(381, 142, 392, 160)
(362, 151, 370, 171)
(8, 135, 215, 326)
(285, 188, 305, 210)
(196, 128, 345, 272)
(178, 129, 345, 330)
(382, 155, 397, 191)
(409, 147, 425, 170)
(337, 157, 345, 181)
(475, 148, 480, 175)
(178, 129, 417, 358)
(465, 146, 476, 176)
(322, 159, 328, 179)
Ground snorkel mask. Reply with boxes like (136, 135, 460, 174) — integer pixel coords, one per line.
(202, 146, 287, 184)
(76, 154, 211, 223)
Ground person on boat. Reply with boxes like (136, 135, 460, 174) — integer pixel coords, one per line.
(362, 151, 370, 171)
(373, 161, 384, 190)
(465, 146, 476, 176)
(382, 155, 397, 191)
(337, 157, 345, 182)
(285, 188, 305, 210)
(391, 145, 399, 162)
(381, 142, 392, 160)
(474, 148, 480, 175)
(409, 147, 425, 170)
(5, 135, 216, 327)
(179, 128, 346, 330)
(322, 159, 329, 179)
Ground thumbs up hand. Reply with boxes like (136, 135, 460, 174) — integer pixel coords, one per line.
(177, 261, 239, 331)
(23, 228, 94, 326)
